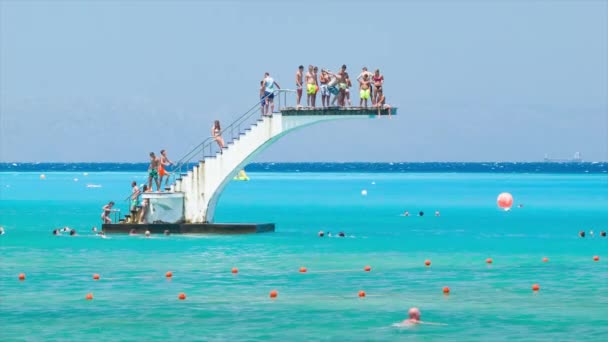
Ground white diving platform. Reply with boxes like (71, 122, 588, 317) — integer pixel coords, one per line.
(137, 104, 397, 224)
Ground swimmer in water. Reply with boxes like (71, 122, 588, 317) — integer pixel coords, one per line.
(69, 229, 77, 236)
(419, 211, 424, 217)
(92, 226, 97, 233)
(435, 211, 440, 217)
(53, 229, 59, 235)
(61, 227, 71, 233)
(338, 232, 345, 237)
(129, 228, 137, 236)
(404, 307, 421, 324)
(318, 230, 324, 237)
(163, 230, 170, 236)
(579, 231, 585, 238)
(144, 230, 151, 238)
(399, 307, 446, 327)
(0, 227, 4, 235)
(589, 230, 594, 237)
(601, 231, 606, 237)
(404, 211, 409, 216)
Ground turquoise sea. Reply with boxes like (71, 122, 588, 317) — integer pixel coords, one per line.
(1, 164, 607, 341)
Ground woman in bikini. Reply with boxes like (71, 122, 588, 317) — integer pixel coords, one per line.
(212, 120, 225, 151)
(101, 201, 115, 224)
(372, 69, 384, 105)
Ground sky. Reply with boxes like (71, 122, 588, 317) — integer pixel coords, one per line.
(1, 0, 606, 162)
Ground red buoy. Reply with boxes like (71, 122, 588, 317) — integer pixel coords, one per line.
(165, 271, 173, 278)
(364, 266, 371, 272)
(85, 293, 93, 300)
(93, 274, 100, 280)
(231, 267, 238, 274)
(486, 258, 493, 264)
(532, 284, 540, 291)
(443, 286, 450, 294)
(269, 290, 278, 298)
(299, 267, 307, 273)
(593, 256, 600, 262)
(358, 290, 366, 297)
(424, 260, 431, 267)
(18, 273, 25, 281)
(178, 293, 186, 300)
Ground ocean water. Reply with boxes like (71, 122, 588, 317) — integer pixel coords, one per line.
(1, 165, 607, 341)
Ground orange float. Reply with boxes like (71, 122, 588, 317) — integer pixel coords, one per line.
(165, 271, 173, 278)
(364, 266, 371, 272)
(178, 293, 186, 300)
(532, 284, 540, 291)
(85, 293, 93, 300)
(542, 257, 549, 263)
(443, 286, 450, 294)
(269, 290, 278, 298)
(424, 260, 431, 266)
(299, 267, 307, 273)
(486, 258, 493, 264)
(93, 274, 100, 280)
(358, 290, 366, 297)
(18, 273, 25, 281)
(231, 267, 238, 274)
(593, 256, 600, 262)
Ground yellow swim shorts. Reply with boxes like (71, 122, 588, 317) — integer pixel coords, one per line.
(360, 89, 370, 100)
(307, 83, 316, 95)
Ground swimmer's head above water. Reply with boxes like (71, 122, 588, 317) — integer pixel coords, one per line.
(318, 230, 324, 237)
(407, 307, 421, 323)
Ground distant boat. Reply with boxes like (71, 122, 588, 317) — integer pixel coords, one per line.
(543, 152, 583, 163)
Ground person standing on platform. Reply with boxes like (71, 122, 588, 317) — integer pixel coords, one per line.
(262, 72, 281, 115)
(130, 181, 140, 211)
(357, 67, 374, 103)
(320, 69, 331, 108)
(359, 73, 371, 108)
(296, 65, 304, 108)
(101, 201, 115, 224)
(159, 149, 173, 188)
(148, 152, 161, 191)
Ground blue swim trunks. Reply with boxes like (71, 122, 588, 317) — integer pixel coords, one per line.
(264, 91, 274, 101)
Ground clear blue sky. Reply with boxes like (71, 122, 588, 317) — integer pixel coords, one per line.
(1, 0, 606, 162)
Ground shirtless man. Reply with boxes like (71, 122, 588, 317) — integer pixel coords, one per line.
(320, 69, 331, 108)
(305, 65, 316, 108)
(148, 152, 161, 191)
(312, 66, 319, 108)
(359, 74, 371, 108)
(159, 149, 173, 187)
(357, 67, 374, 103)
(296, 65, 304, 107)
